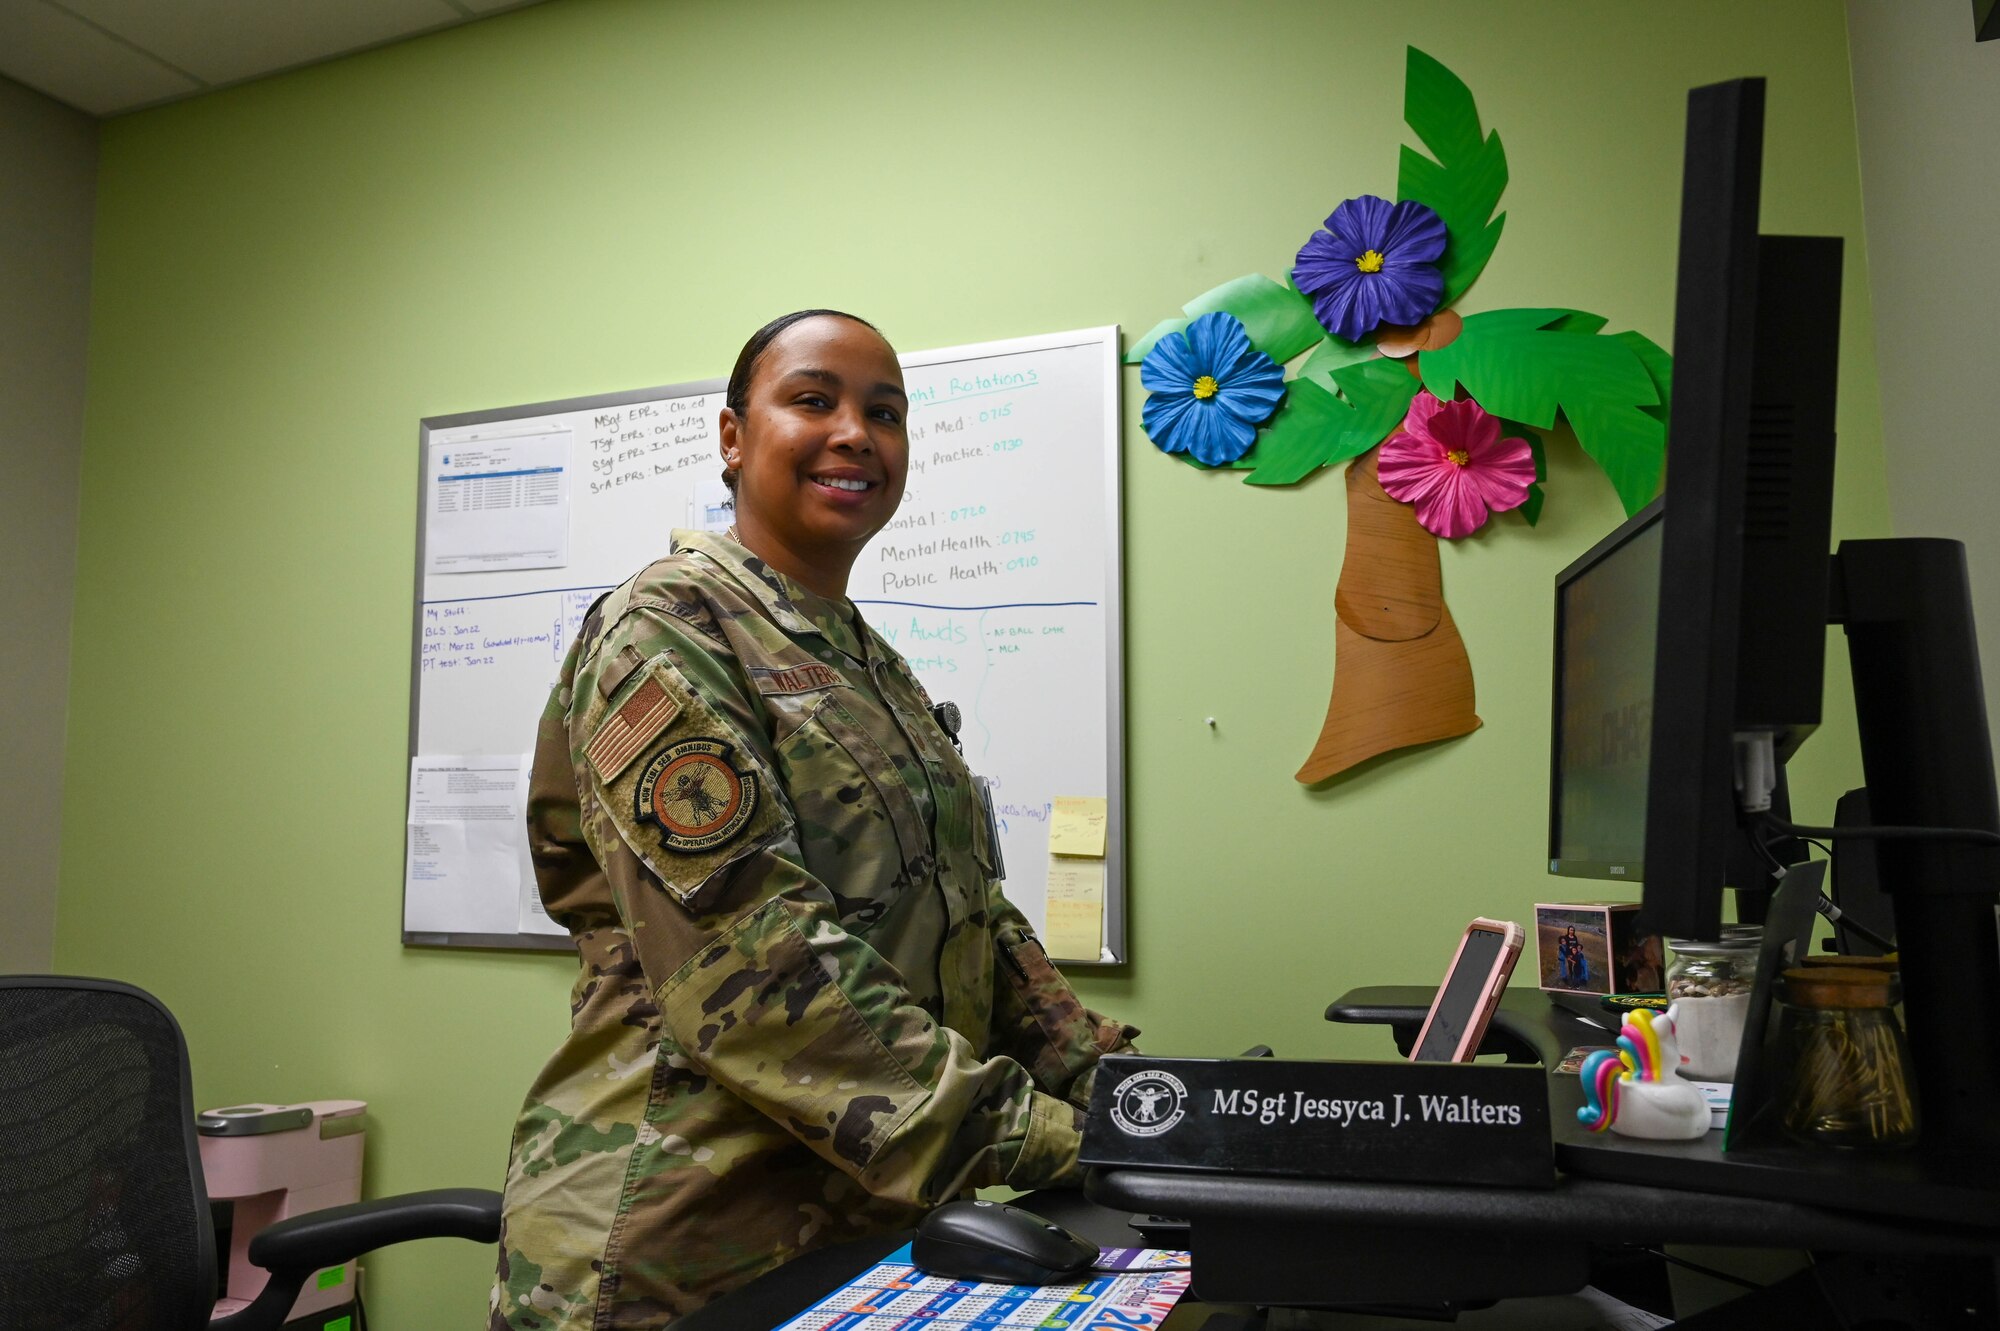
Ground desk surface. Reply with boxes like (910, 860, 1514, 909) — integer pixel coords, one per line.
(681, 987, 2000, 1328)
(1089, 987, 2000, 1319)
(1328, 985, 2000, 1229)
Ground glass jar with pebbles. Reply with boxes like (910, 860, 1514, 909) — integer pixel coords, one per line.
(1665, 927, 1761, 1081)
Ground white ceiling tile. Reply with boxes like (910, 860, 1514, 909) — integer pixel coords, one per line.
(57, 0, 465, 86)
(0, 2, 203, 116)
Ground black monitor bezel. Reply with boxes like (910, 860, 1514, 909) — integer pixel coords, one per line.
(1547, 497, 1663, 882)
(1638, 76, 1768, 942)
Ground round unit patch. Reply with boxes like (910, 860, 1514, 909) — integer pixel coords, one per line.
(1110, 1069, 1188, 1138)
(636, 738, 759, 854)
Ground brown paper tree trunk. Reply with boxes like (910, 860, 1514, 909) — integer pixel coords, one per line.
(1295, 450, 1481, 784)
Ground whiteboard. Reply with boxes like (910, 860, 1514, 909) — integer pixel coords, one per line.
(404, 326, 1125, 963)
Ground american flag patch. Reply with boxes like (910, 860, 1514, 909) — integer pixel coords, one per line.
(586, 673, 681, 781)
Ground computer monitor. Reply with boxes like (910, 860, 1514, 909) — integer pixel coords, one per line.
(1547, 77, 1838, 938)
(1547, 501, 1660, 884)
(1552, 76, 2000, 1148)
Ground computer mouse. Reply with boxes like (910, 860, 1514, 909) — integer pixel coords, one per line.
(911, 1199, 1101, 1285)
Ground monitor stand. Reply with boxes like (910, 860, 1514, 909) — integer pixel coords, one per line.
(1832, 537, 2000, 1152)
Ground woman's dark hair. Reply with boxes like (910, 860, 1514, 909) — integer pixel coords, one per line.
(721, 308, 881, 491)
(725, 308, 882, 418)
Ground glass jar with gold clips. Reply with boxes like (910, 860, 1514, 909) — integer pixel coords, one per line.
(1773, 965, 1919, 1148)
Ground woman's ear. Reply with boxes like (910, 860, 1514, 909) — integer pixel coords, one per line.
(718, 407, 743, 471)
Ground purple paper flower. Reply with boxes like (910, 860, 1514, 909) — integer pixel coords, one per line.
(1139, 312, 1287, 466)
(1292, 195, 1449, 342)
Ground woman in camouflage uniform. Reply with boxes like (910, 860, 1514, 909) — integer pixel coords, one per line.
(490, 311, 1137, 1328)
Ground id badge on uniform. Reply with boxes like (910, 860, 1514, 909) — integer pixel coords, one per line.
(973, 775, 1007, 882)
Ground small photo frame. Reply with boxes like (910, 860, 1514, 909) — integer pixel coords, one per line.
(1534, 901, 1663, 997)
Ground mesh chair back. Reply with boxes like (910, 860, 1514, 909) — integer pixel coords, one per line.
(0, 977, 216, 1331)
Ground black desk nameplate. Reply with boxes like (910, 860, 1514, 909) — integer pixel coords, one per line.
(1080, 1055, 1554, 1188)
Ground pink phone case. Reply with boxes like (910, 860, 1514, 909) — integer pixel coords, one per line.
(1408, 917, 1525, 1063)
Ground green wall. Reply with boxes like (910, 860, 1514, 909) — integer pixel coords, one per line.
(0, 75, 94, 975)
(1845, 0, 2000, 732)
(62, 1, 1884, 1324)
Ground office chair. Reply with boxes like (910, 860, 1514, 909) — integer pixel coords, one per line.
(0, 975, 500, 1331)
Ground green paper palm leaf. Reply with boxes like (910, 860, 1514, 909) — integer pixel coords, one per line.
(1504, 421, 1547, 526)
(1417, 309, 1669, 516)
(1398, 48, 1507, 309)
(1613, 328, 1674, 427)
(1237, 360, 1421, 487)
(1292, 331, 1375, 393)
(1126, 273, 1325, 366)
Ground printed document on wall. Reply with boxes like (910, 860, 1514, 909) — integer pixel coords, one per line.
(405, 755, 532, 934)
(426, 428, 572, 573)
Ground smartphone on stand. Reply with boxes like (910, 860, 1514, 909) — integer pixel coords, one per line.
(1410, 918, 1524, 1063)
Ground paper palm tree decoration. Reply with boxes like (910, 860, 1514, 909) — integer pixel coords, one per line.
(1132, 47, 1671, 784)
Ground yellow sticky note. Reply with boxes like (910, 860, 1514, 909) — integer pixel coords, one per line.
(1044, 858, 1105, 960)
(1047, 795, 1108, 858)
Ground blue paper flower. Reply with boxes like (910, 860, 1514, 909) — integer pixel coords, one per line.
(1139, 312, 1287, 466)
(1292, 195, 1449, 342)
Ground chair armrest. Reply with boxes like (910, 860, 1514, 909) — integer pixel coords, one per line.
(249, 1187, 502, 1272)
(1326, 985, 1560, 1064)
(213, 1189, 501, 1331)
(1324, 985, 1435, 1056)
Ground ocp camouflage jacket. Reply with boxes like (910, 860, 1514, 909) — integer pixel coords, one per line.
(490, 529, 1136, 1329)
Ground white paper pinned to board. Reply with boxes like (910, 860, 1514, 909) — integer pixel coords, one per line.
(426, 427, 572, 574)
(404, 754, 535, 934)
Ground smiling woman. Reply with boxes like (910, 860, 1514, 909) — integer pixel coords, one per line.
(718, 311, 911, 597)
(488, 312, 1138, 1328)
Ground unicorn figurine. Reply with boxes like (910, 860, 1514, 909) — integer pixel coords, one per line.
(1576, 1004, 1710, 1140)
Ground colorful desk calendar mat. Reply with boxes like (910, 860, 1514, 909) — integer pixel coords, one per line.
(771, 1243, 1192, 1330)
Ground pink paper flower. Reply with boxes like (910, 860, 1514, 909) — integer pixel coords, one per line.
(1376, 391, 1536, 539)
